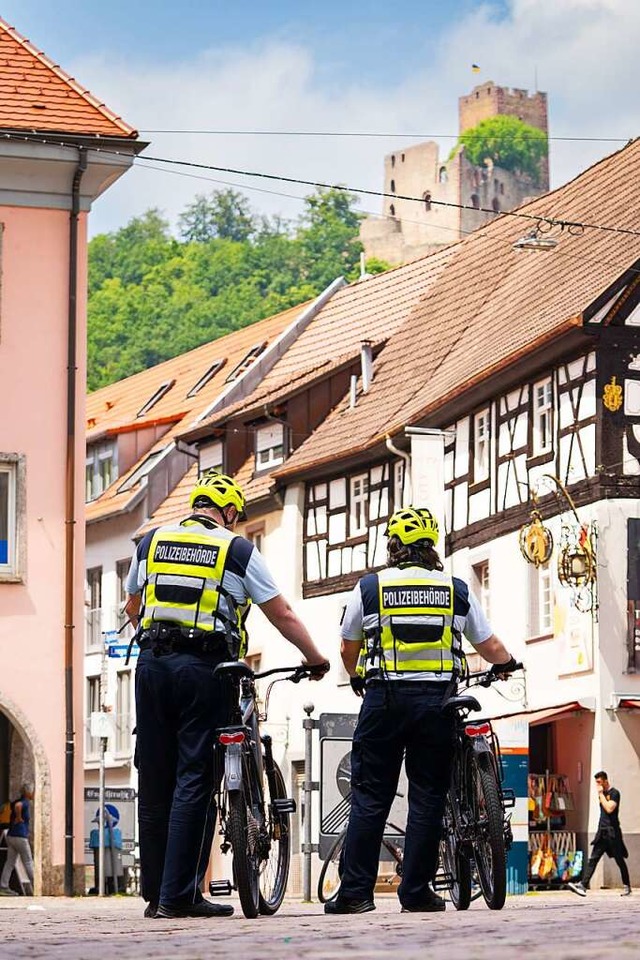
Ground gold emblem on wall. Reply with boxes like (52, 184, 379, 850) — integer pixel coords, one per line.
(602, 375, 623, 412)
(519, 511, 554, 567)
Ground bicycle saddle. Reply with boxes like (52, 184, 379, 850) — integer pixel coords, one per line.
(212, 661, 253, 680)
(443, 694, 481, 713)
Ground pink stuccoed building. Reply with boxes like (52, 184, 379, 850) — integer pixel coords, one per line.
(0, 18, 141, 893)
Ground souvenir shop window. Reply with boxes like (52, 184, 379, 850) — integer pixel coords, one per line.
(528, 772, 582, 887)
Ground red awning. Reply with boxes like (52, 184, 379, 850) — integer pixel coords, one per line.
(494, 701, 593, 726)
(618, 698, 640, 710)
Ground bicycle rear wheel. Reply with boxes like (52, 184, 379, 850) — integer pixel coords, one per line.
(440, 793, 471, 910)
(258, 759, 290, 915)
(469, 752, 507, 910)
(228, 764, 261, 918)
(317, 830, 346, 903)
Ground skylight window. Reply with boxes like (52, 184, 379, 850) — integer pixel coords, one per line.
(136, 380, 175, 418)
(187, 359, 227, 398)
(224, 343, 267, 383)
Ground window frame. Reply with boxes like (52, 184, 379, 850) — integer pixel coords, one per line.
(255, 422, 286, 471)
(472, 559, 491, 622)
(349, 473, 369, 537)
(0, 454, 26, 583)
(86, 566, 103, 652)
(86, 440, 117, 502)
(473, 408, 490, 484)
(532, 377, 554, 457)
(114, 669, 133, 757)
(85, 675, 102, 761)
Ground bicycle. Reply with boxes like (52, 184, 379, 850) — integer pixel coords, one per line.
(439, 663, 523, 911)
(208, 661, 323, 918)
(317, 798, 405, 903)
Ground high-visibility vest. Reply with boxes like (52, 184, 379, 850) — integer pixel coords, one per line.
(356, 567, 462, 679)
(141, 519, 250, 657)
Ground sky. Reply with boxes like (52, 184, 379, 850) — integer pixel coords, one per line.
(2, 0, 639, 237)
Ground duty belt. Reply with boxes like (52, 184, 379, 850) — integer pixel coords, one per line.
(140, 623, 228, 657)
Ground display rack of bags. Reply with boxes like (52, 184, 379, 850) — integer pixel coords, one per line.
(528, 772, 581, 885)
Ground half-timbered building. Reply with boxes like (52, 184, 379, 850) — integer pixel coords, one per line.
(177, 139, 640, 891)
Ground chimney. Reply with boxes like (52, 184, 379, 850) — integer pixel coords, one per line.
(361, 340, 373, 393)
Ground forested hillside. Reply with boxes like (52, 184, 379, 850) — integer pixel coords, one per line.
(87, 187, 388, 390)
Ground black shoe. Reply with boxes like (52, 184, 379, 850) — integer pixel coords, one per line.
(155, 899, 234, 919)
(401, 889, 446, 913)
(324, 897, 375, 915)
(143, 902, 158, 918)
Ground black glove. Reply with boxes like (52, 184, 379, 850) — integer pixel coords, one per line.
(307, 661, 330, 679)
(350, 676, 366, 697)
(489, 656, 519, 677)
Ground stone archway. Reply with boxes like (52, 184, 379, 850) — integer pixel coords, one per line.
(0, 690, 52, 895)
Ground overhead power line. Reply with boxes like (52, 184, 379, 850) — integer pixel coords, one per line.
(136, 153, 640, 238)
(3, 130, 640, 238)
(139, 128, 630, 144)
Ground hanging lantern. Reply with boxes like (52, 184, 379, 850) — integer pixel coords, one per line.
(557, 523, 595, 587)
(519, 510, 554, 567)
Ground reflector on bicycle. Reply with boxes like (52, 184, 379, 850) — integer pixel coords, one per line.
(219, 731, 245, 744)
(465, 722, 491, 737)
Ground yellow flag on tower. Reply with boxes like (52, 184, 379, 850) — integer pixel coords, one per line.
(471, 64, 481, 73)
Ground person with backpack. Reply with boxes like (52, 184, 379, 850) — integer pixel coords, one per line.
(0, 782, 35, 895)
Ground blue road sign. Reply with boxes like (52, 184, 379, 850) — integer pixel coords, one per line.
(108, 643, 138, 659)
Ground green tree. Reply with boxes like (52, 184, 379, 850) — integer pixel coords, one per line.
(296, 187, 364, 288)
(178, 189, 256, 243)
(87, 186, 389, 389)
(453, 115, 547, 182)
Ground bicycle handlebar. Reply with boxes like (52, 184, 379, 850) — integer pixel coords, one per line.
(254, 663, 329, 682)
(467, 662, 524, 689)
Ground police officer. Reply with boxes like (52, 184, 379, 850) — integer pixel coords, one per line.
(124, 471, 328, 919)
(325, 506, 518, 915)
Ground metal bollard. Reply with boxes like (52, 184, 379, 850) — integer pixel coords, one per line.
(302, 702, 319, 902)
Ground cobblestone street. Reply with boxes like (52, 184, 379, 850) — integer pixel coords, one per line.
(0, 891, 635, 960)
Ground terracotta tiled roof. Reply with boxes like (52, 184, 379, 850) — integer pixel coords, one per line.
(274, 139, 640, 478)
(197, 248, 455, 427)
(0, 18, 137, 138)
(86, 304, 307, 524)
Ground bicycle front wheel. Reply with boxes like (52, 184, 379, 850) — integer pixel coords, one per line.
(317, 830, 346, 903)
(228, 775, 261, 918)
(469, 752, 507, 910)
(258, 759, 291, 915)
(440, 793, 471, 910)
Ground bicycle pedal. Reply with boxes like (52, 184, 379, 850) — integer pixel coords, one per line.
(272, 798, 296, 814)
(208, 879, 233, 897)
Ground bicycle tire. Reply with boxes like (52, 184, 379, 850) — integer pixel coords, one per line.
(469, 751, 507, 910)
(317, 830, 346, 903)
(228, 774, 261, 919)
(258, 759, 290, 915)
(440, 793, 472, 910)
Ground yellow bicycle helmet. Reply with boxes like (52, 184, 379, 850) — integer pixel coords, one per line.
(385, 506, 439, 548)
(190, 470, 247, 519)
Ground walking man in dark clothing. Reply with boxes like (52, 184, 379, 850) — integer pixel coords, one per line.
(569, 770, 631, 897)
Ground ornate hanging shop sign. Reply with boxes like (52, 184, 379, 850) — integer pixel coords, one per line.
(557, 521, 597, 613)
(519, 510, 554, 567)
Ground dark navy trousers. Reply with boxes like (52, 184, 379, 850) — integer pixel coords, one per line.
(339, 682, 455, 908)
(135, 648, 232, 907)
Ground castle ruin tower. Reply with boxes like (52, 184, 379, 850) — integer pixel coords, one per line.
(360, 81, 550, 266)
